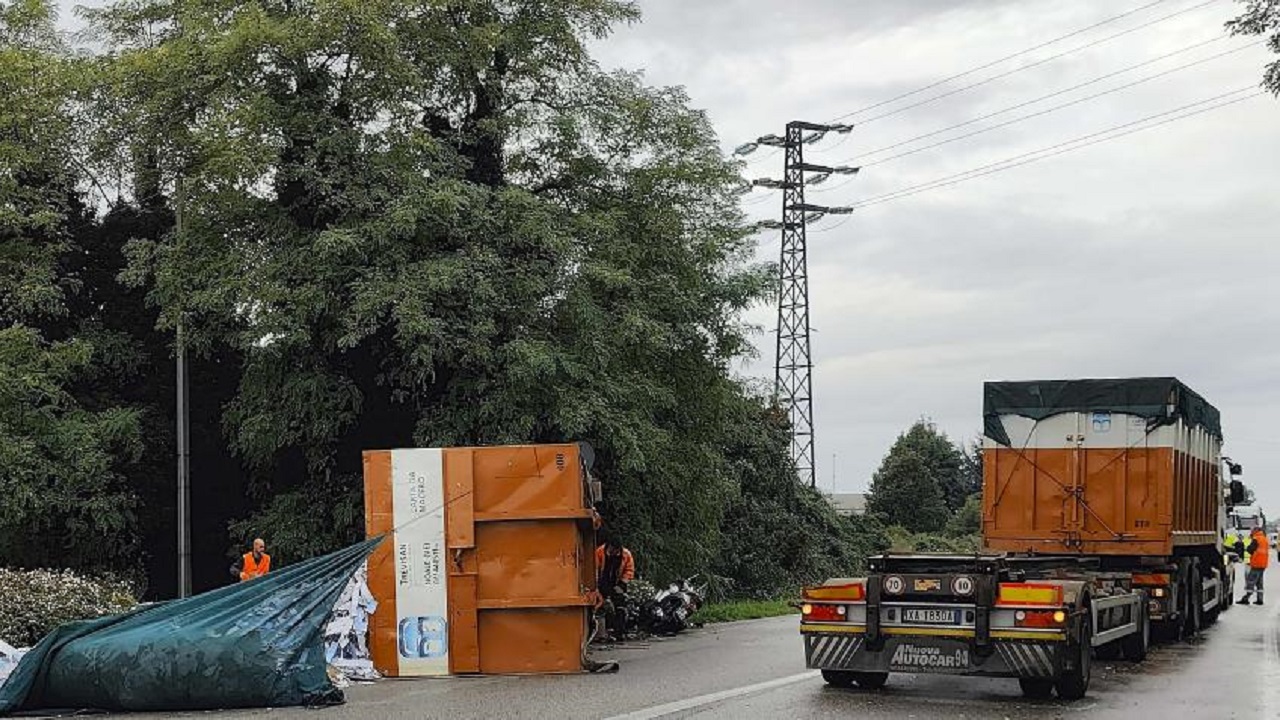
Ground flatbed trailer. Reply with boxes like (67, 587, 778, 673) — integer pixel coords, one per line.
(800, 553, 1160, 699)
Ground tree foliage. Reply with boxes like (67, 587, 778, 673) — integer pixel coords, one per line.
(1228, 0, 1280, 95)
(866, 449, 950, 533)
(945, 493, 982, 537)
(871, 420, 974, 515)
(711, 388, 888, 599)
(0, 0, 155, 574)
(0, 0, 867, 599)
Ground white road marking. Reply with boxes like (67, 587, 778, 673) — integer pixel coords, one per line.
(1265, 598, 1280, 719)
(603, 671, 818, 720)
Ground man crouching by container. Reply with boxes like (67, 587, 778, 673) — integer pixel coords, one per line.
(596, 536, 635, 641)
(1236, 525, 1268, 605)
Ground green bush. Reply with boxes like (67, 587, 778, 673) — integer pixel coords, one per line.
(691, 600, 796, 624)
(885, 526, 981, 554)
(708, 392, 891, 601)
(0, 568, 138, 646)
(945, 494, 982, 537)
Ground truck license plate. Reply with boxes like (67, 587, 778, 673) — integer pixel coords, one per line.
(902, 608, 959, 625)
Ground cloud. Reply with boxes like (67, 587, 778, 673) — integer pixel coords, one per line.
(597, 0, 1280, 506)
(52, 0, 1279, 507)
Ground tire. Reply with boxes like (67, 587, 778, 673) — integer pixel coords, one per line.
(1019, 678, 1055, 699)
(1094, 642, 1122, 661)
(1184, 572, 1203, 638)
(821, 670, 855, 688)
(1121, 600, 1149, 663)
(822, 670, 888, 689)
(853, 672, 889, 689)
(1153, 618, 1182, 643)
(1056, 614, 1092, 701)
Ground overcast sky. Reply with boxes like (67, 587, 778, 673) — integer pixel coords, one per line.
(54, 1, 1279, 509)
(589, 0, 1280, 506)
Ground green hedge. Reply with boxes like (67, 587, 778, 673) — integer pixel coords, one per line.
(0, 568, 137, 646)
(885, 526, 981, 554)
(691, 600, 796, 624)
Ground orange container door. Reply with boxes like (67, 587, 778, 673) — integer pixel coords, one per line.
(444, 445, 595, 675)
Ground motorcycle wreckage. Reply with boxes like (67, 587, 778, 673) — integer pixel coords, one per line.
(597, 577, 707, 641)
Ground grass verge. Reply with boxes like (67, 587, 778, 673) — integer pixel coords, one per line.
(691, 599, 798, 624)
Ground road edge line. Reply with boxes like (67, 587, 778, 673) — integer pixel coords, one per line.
(603, 671, 817, 720)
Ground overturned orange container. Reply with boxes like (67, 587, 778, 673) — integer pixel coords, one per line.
(363, 444, 599, 676)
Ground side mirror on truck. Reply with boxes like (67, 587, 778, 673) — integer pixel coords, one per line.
(1230, 480, 1246, 506)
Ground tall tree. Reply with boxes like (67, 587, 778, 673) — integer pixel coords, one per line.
(1228, 0, 1280, 95)
(0, 0, 146, 572)
(712, 387, 887, 598)
(866, 449, 949, 533)
(89, 0, 776, 584)
(873, 420, 973, 513)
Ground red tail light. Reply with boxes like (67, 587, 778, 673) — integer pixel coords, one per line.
(1014, 609, 1067, 628)
(801, 603, 848, 622)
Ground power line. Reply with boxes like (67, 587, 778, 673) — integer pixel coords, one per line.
(741, 191, 778, 206)
(838, 34, 1233, 164)
(846, 87, 1262, 211)
(810, 215, 854, 234)
(846, 0, 1222, 127)
(743, 148, 782, 164)
(851, 87, 1260, 209)
(827, 0, 1178, 122)
(811, 39, 1261, 194)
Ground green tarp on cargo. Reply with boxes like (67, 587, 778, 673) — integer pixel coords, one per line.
(0, 537, 383, 715)
(983, 377, 1222, 447)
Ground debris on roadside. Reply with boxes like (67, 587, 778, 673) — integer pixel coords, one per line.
(0, 537, 383, 716)
(0, 641, 26, 689)
(324, 561, 381, 684)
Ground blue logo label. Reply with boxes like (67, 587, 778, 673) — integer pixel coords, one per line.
(398, 616, 448, 659)
(1091, 412, 1112, 433)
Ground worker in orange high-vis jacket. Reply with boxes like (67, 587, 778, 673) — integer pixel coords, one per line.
(596, 537, 635, 589)
(1236, 525, 1268, 605)
(595, 537, 635, 640)
(233, 538, 272, 582)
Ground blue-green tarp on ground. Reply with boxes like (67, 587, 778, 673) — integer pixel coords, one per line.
(0, 536, 383, 715)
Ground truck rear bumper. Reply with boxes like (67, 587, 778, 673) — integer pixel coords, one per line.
(802, 627, 1066, 679)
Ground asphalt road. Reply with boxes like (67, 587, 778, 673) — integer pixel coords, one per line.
(139, 568, 1280, 720)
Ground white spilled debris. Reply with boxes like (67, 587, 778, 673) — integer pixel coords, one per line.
(0, 639, 27, 689)
(324, 560, 381, 683)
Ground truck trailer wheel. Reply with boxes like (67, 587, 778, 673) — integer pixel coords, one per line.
(1018, 678, 1055, 699)
(853, 672, 889, 689)
(1121, 601, 1149, 662)
(1056, 615, 1093, 700)
(822, 670, 888, 690)
(821, 670, 855, 688)
(1184, 572, 1203, 638)
(1094, 642, 1122, 661)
